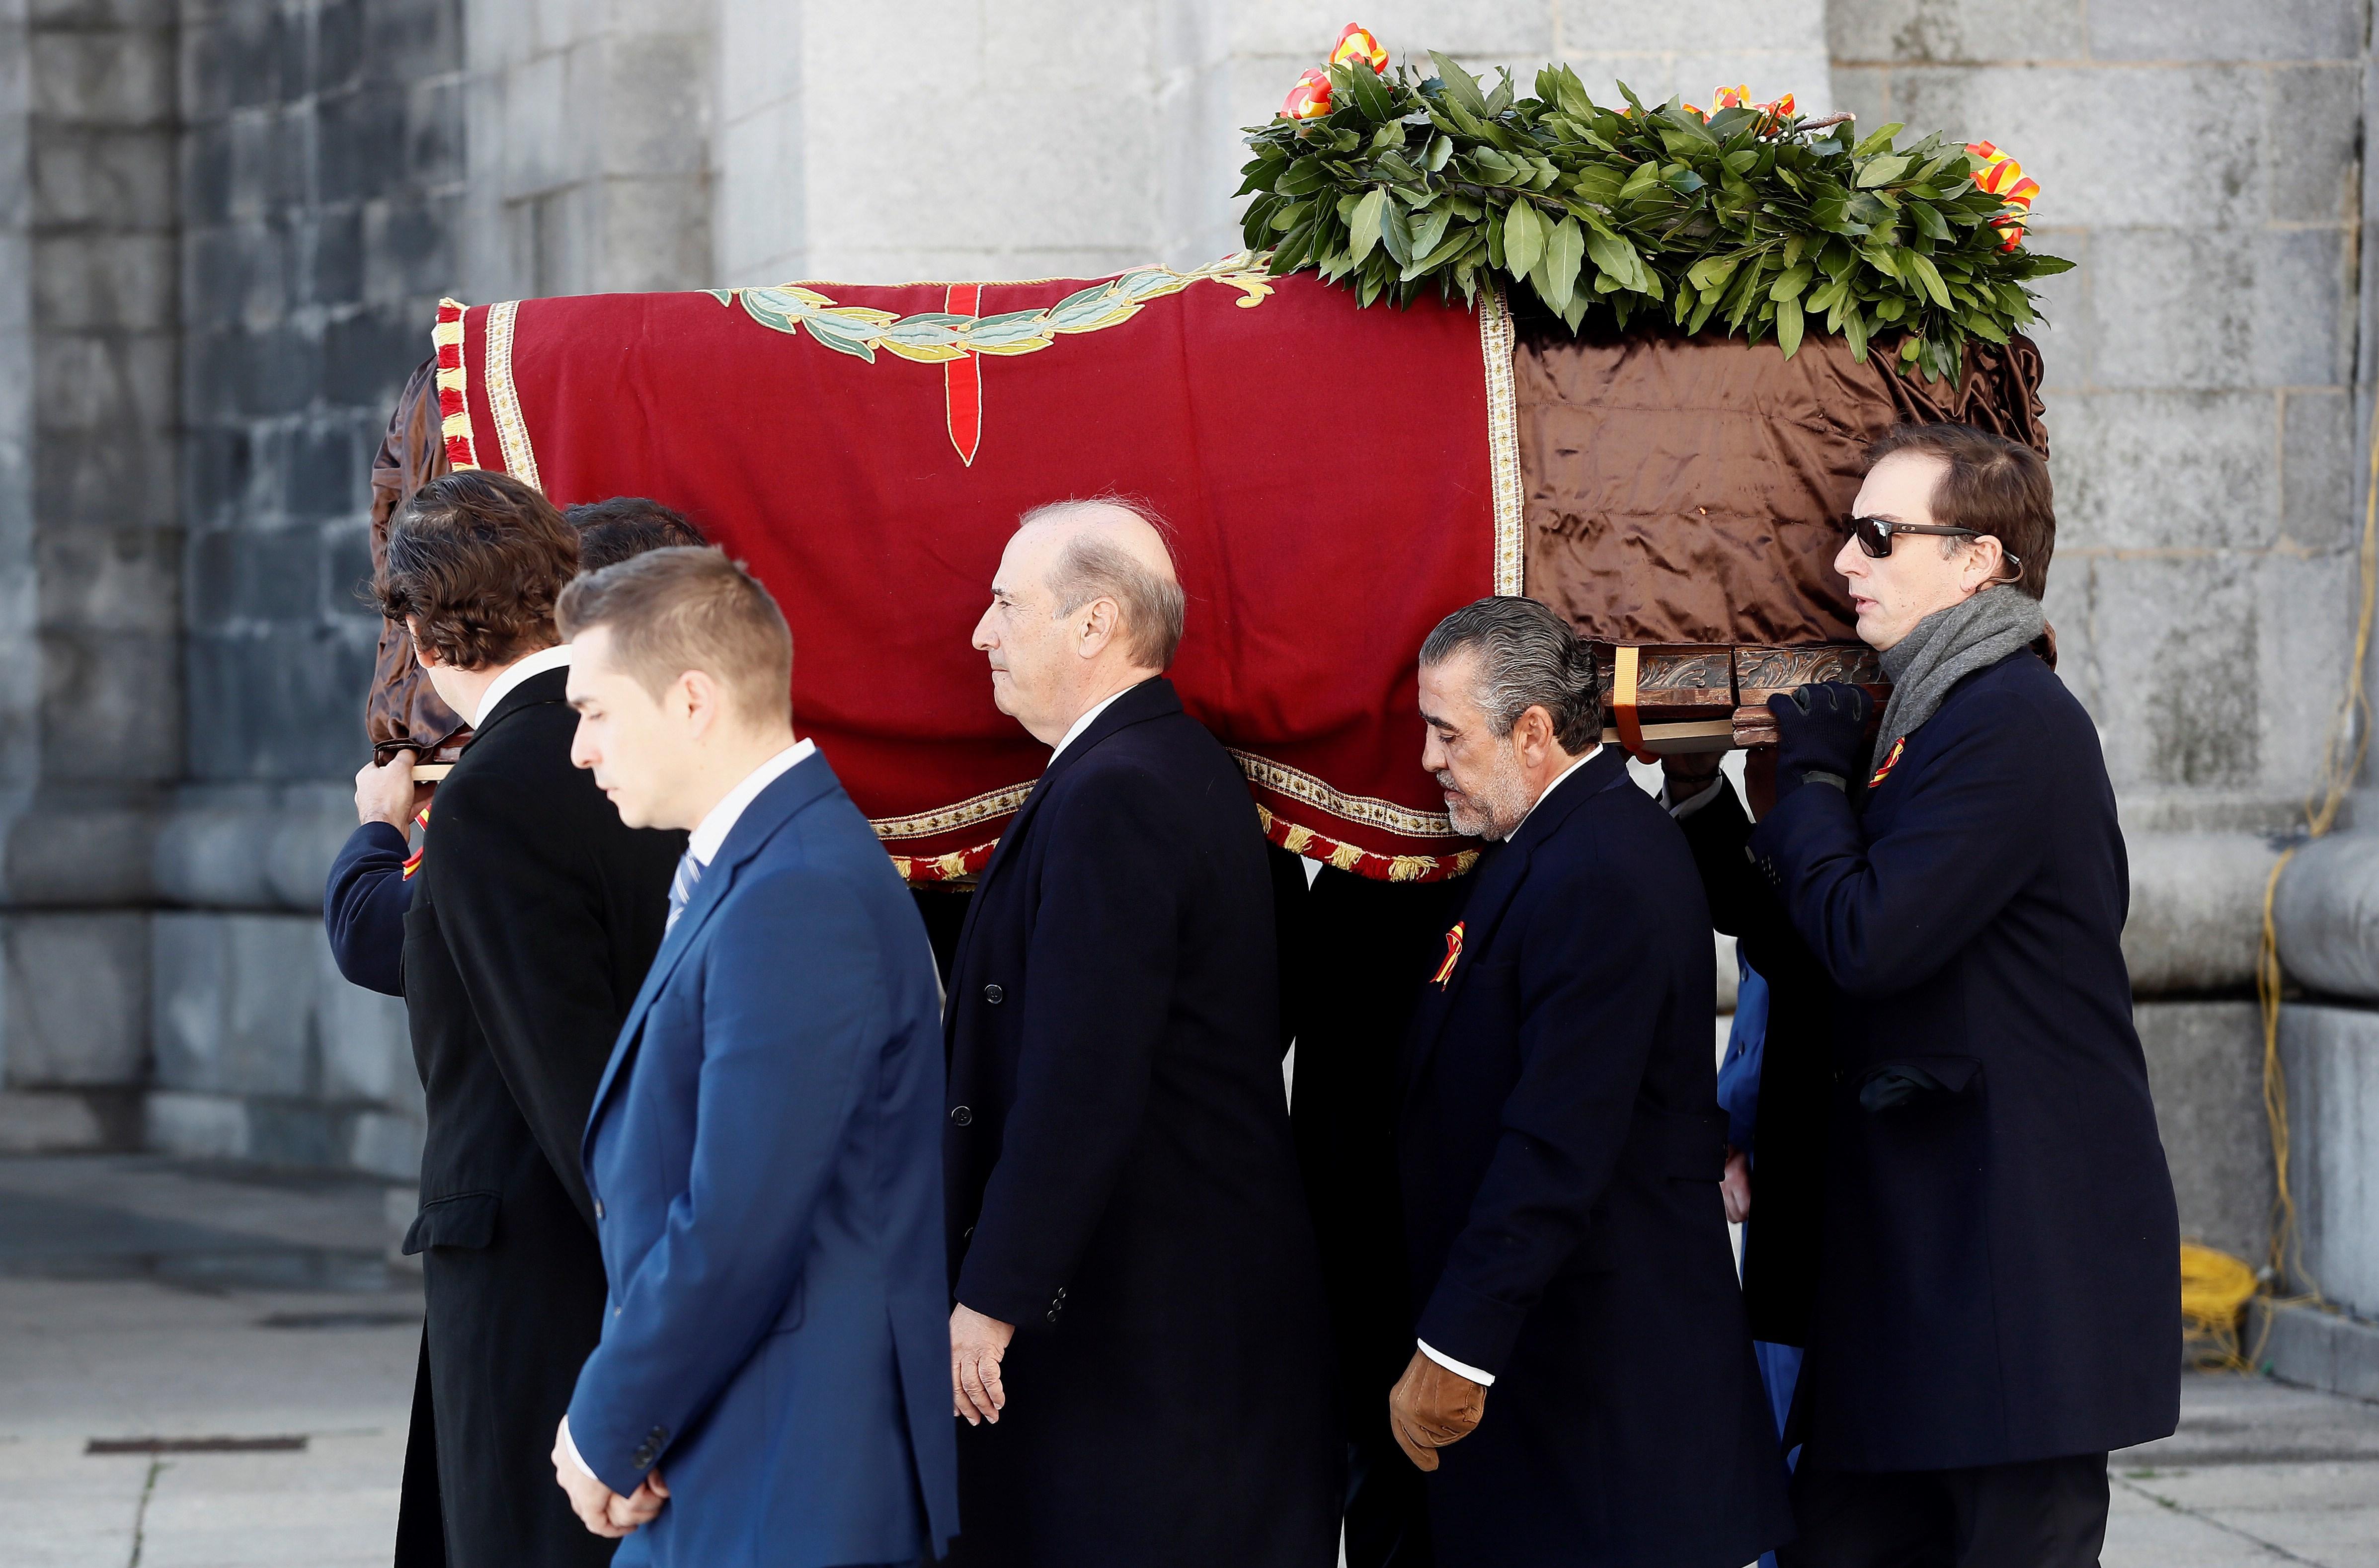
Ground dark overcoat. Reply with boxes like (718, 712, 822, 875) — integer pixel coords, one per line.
(1399, 746, 1792, 1568)
(1676, 784, 1835, 1348)
(942, 677, 1337, 1568)
(1748, 648, 2181, 1471)
(397, 666, 684, 1568)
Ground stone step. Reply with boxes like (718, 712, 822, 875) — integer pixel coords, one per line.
(0, 1091, 137, 1155)
(2250, 1296, 2379, 1404)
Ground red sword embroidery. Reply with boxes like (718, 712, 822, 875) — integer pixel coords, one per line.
(944, 283, 982, 467)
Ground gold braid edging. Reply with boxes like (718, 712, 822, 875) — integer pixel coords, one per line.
(1479, 283, 1525, 596)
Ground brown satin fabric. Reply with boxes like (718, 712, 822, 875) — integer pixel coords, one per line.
(366, 357, 467, 763)
(1516, 321, 2049, 648)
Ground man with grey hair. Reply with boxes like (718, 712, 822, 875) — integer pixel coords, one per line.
(1391, 596, 1789, 1567)
(941, 498, 1336, 1567)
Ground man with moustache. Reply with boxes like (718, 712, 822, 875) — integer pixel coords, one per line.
(941, 498, 1336, 1568)
(1391, 595, 1790, 1568)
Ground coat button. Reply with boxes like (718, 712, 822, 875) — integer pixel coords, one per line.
(983, 983, 1004, 1004)
(951, 1104, 973, 1126)
(594, 1199, 605, 1220)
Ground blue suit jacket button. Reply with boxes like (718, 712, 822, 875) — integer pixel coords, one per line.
(983, 983, 1004, 1004)
(951, 1104, 973, 1126)
(593, 1199, 604, 1220)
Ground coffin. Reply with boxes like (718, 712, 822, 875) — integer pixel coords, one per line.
(364, 264, 2045, 880)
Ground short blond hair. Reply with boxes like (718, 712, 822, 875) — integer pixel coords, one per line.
(555, 546, 793, 724)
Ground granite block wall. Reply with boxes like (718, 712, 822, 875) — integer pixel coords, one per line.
(181, 0, 464, 783)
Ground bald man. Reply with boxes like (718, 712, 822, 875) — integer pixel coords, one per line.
(941, 500, 1336, 1567)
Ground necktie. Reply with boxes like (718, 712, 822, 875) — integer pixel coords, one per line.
(666, 850, 704, 931)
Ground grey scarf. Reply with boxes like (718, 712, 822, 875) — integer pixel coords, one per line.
(1872, 588, 2047, 771)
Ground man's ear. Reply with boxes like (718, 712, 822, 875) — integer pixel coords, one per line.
(1963, 535, 2009, 593)
(678, 668, 718, 736)
(1514, 705, 1556, 766)
(407, 618, 443, 671)
(1076, 596, 1119, 659)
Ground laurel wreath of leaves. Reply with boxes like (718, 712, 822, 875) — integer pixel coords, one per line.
(707, 253, 1280, 363)
(1239, 53, 2074, 383)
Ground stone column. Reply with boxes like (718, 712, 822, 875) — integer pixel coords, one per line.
(0, 0, 182, 1151)
(707, 0, 1831, 289)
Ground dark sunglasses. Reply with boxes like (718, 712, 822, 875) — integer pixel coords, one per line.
(1848, 515, 2022, 574)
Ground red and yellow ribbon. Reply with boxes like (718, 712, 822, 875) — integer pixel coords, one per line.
(1329, 23, 1389, 73)
(401, 802, 432, 880)
(1867, 735, 1906, 789)
(1431, 920, 1466, 987)
(1280, 67, 1333, 120)
(1966, 141, 2040, 251)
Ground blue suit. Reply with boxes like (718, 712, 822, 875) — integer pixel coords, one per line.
(566, 752, 959, 1568)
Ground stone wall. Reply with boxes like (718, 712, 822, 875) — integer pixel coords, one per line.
(147, 0, 463, 1173)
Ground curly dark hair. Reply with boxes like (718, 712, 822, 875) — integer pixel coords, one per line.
(375, 470, 579, 670)
(565, 496, 707, 572)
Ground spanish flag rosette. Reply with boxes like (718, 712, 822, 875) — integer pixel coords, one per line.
(1967, 140, 2040, 251)
(1280, 67, 1333, 120)
(1329, 23, 1389, 73)
(1685, 86, 1796, 131)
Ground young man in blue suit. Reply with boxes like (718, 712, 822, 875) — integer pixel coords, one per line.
(1392, 596, 1791, 1568)
(547, 546, 958, 1568)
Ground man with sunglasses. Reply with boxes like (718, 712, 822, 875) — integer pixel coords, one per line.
(1662, 423, 2179, 1568)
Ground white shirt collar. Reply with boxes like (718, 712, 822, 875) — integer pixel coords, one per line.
(687, 740, 816, 867)
(1050, 683, 1139, 763)
(1518, 744, 1601, 830)
(471, 642, 573, 727)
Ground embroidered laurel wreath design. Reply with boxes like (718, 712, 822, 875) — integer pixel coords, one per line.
(705, 252, 1280, 363)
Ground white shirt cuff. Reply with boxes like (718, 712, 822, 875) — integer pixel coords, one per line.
(1418, 1339, 1496, 1387)
(560, 1415, 601, 1482)
(1665, 777, 1724, 820)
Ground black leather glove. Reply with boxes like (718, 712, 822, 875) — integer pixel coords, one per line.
(1767, 682, 1871, 794)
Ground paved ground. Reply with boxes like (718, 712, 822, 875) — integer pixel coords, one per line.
(3, 1153, 2376, 1567)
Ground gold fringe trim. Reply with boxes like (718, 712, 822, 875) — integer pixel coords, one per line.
(433, 299, 480, 471)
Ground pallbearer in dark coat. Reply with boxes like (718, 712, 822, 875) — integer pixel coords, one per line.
(377, 472, 684, 1568)
(1393, 597, 1791, 1568)
(1751, 426, 2177, 1568)
(943, 500, 1337, 1568)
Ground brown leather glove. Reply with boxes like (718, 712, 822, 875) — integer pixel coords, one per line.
(1388, 1348, 1487, 1472)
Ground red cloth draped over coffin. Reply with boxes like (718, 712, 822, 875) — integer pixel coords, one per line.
(431, 259, 1522, 882)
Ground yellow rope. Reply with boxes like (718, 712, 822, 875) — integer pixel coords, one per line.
(2247, 378, 2379, 1334)
(2180, 1242, 2261, 1367)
